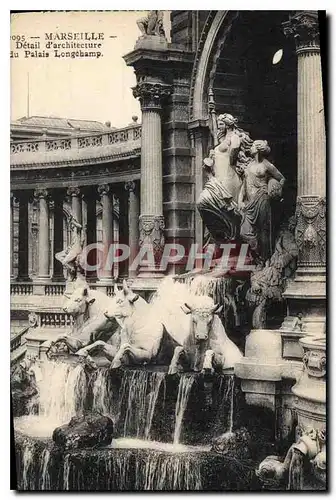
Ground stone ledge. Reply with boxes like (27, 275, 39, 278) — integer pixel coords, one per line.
(163, 147, 192, 157)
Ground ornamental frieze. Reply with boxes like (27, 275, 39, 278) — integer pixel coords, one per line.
(139, 214, 165, 264)
(295, 196, 326, 268)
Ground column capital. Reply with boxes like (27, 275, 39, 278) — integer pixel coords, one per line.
(66, 186, 81, 197)
(125, 180, 136, 193)
(133, 81, 172, 111)
(97, 183, 111, 197)
(33, 187, 49, 199)
(283, 11, 320, 54)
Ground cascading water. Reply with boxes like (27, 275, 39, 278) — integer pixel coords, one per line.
(140, 453, 202, 490)
(226, 375, 235, 433)
(118, 370, 165, 439)
(37, 360, 87, 426)
(173, 375, 195, 444)
(39, 448, 51, 490)
(92, 368, 112, 416)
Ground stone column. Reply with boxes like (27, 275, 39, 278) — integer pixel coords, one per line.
(133, 80, 171, 277)
(52, 193, 65, 281)
(17, 192, 30, 281)
(125, 181, 140, 278)
(67, 186, 82, 224)
(98, 184, 114, 282)
(282, 11, 326, 335)
(85, 188, 98, 281)
(117, 187, 129, 279)
(34, 188, 50, 280)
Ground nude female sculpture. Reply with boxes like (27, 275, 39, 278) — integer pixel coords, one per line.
(197, 113, 252, 243)
(239, 140, 285, 263)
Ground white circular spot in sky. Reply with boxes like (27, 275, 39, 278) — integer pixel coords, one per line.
(272, 49, 283, 65)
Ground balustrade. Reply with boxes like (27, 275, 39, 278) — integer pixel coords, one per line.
(10, 327, 29, 352)
(10, 124, 142, 156)
(10, 283, 33, 295)
(40, 312, 73, 328)
(44, 284, 66, 296)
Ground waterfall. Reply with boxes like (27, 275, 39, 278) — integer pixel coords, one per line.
(39, 448, 51, 490)
(92, 369, 111, 416)
(226, 375, 235, 433)
(118, 370, 165, 439)
(22, 440, 36, 490)
(63, 454, 71, 490)
(37, 360, 87, 426)
(173, 375, 195, 444)
(140, 453, 202, 490)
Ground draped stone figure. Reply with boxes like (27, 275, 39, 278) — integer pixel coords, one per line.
(136, 11, 165, 38)
(197, 113, 253, 243)
(239, 140, 285, 264)
(55, 214, 85, 279)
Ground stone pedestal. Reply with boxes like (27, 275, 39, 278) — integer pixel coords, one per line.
(292, 335, 326, 432)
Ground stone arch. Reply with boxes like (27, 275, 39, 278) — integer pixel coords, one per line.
(189, 10, 240, 121)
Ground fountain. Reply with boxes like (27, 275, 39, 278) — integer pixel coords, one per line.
(11, 77, 326, 491)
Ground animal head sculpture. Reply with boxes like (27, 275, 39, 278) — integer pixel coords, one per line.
(181, 296, 223, 342)
(104, 279, 140, 322)
(63, 284, 95, 317)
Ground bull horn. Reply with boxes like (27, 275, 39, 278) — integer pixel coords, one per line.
(212, 303, 223, 314)
(129, 294, 139, 304)
(63, 293, 71, 299)
(184, 303, 192, 311)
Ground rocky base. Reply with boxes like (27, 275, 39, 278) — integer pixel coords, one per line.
(52, 413, 114, 450)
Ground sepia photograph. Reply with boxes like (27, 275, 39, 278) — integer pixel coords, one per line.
(9, 7, 327, 492)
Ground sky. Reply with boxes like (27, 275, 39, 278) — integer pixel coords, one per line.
(10, 11, 171, 128)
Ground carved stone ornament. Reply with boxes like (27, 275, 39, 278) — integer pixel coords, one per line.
(97, 184, 110, 197)
(139, 214, 165, 264)
(302, 350, 326, 378)
(133, 82, 172, 110)
(67, 186, 81, 197)
(125, 180, 136, 193)
(28, 312, 38, 328)
(295, 196, 326, 267)
(33, 187, 49, 199)
(282, 11, 320, 53)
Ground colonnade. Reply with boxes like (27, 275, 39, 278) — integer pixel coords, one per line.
(10, 182, 140, 283)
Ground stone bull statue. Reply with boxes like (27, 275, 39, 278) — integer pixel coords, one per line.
(168, 295, 243, 375)
(47, 279, 120, 361)
(103, 280, 179, 369)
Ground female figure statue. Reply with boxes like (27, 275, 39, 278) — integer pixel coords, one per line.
(55, 214, 85, 279)
(197, 113, 252, 243)
(239, 140, 285, 264)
